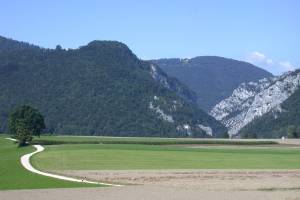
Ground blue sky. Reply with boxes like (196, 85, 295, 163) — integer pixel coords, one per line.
(0, 0, 299, 75)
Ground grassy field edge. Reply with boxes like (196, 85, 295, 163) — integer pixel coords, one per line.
(0, 137, 103, 190)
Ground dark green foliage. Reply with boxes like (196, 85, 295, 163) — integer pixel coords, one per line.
(32, 136, 278, 146)
(8, 105, 45, 146)
(151, 57, 273, 111)
(0, 36, 226, 137)
(55, 45, 62, 50)
(240, 83, 300, 138)
(223, 132, 230, 139)
(0, 36, 40, 52)
(14, 120, 32, 146)
(148, 63, 198, 104)
(287, 125, 300, 138)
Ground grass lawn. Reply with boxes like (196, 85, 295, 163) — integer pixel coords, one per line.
(0, 137, 102, 190)
(2, 134, 299, 191)
(32, 143, 300, 170)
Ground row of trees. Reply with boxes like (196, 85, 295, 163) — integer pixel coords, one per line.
(241, 125, 300, 139)
(4, 105, 298, 147)
(7, 105, 231, 147)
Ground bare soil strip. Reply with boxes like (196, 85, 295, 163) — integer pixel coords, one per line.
(1, 181, 300, 200)
(53, 169, 300, 190)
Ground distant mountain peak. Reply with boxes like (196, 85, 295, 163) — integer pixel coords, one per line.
(85, 40, 128, 48)
(151, 56, 273, 111)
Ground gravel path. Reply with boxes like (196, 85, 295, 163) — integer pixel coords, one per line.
(5, 138, 122, 187)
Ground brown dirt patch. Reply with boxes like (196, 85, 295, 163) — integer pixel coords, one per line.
(1, 170, 300, 200)
(53, 169, 300, 190)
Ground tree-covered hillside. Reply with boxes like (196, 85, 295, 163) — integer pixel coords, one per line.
(151, 57, 273, 111)
(0, 36, 226, 137)
(0, 36, 40, 52)
(240, 73, 300, 138)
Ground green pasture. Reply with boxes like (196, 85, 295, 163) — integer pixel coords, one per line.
(1, 134, 299, 191)
(32, 143, 300, 170)
(0, 137, 101, 190)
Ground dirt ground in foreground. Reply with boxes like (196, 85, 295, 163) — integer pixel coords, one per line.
(2, 170, 300, 200)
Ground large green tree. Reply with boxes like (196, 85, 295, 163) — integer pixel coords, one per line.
(8, 105, 45, 146)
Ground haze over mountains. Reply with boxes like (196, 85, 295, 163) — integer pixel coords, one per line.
(0, 36, 225, 137)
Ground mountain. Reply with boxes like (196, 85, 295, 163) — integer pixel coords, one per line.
(210, 70, 300, 137)
(239, 73, 300, 138)
(148, 63, 197, 104)
(0, 36, 40, 52)
(0, 36, 226, 137)
(150, 57, 273, 111)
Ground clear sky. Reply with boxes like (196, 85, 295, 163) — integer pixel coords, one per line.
(0, 0, 299, 75)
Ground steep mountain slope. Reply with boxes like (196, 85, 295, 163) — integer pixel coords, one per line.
(239, 78, 300, 138)
(0, 36, 226, 137)
(210, 70, 300, 136)
(148, 63, 197, 104)
(151, 57, 273, 111)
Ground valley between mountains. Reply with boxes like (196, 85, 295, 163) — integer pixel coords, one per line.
(1, 35, 300, 138)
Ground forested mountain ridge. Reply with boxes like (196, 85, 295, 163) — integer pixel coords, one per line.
(0, 36, 41, 52)
(151, 57, 273, 111)
(0, 36, 226, 137)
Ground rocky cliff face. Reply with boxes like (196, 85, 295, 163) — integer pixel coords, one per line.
(210, 70, 300, 136)
(151, 57, 273, 111)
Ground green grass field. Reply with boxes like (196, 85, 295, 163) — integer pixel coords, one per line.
(2, 134, 299, 191)
(32, 143, 300, 170)
(0, 137, 101, 190)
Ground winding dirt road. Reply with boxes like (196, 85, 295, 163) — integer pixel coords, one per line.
(5, 138, 122, 187)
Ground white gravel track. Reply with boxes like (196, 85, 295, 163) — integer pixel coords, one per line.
(5, 138, 122, 187)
